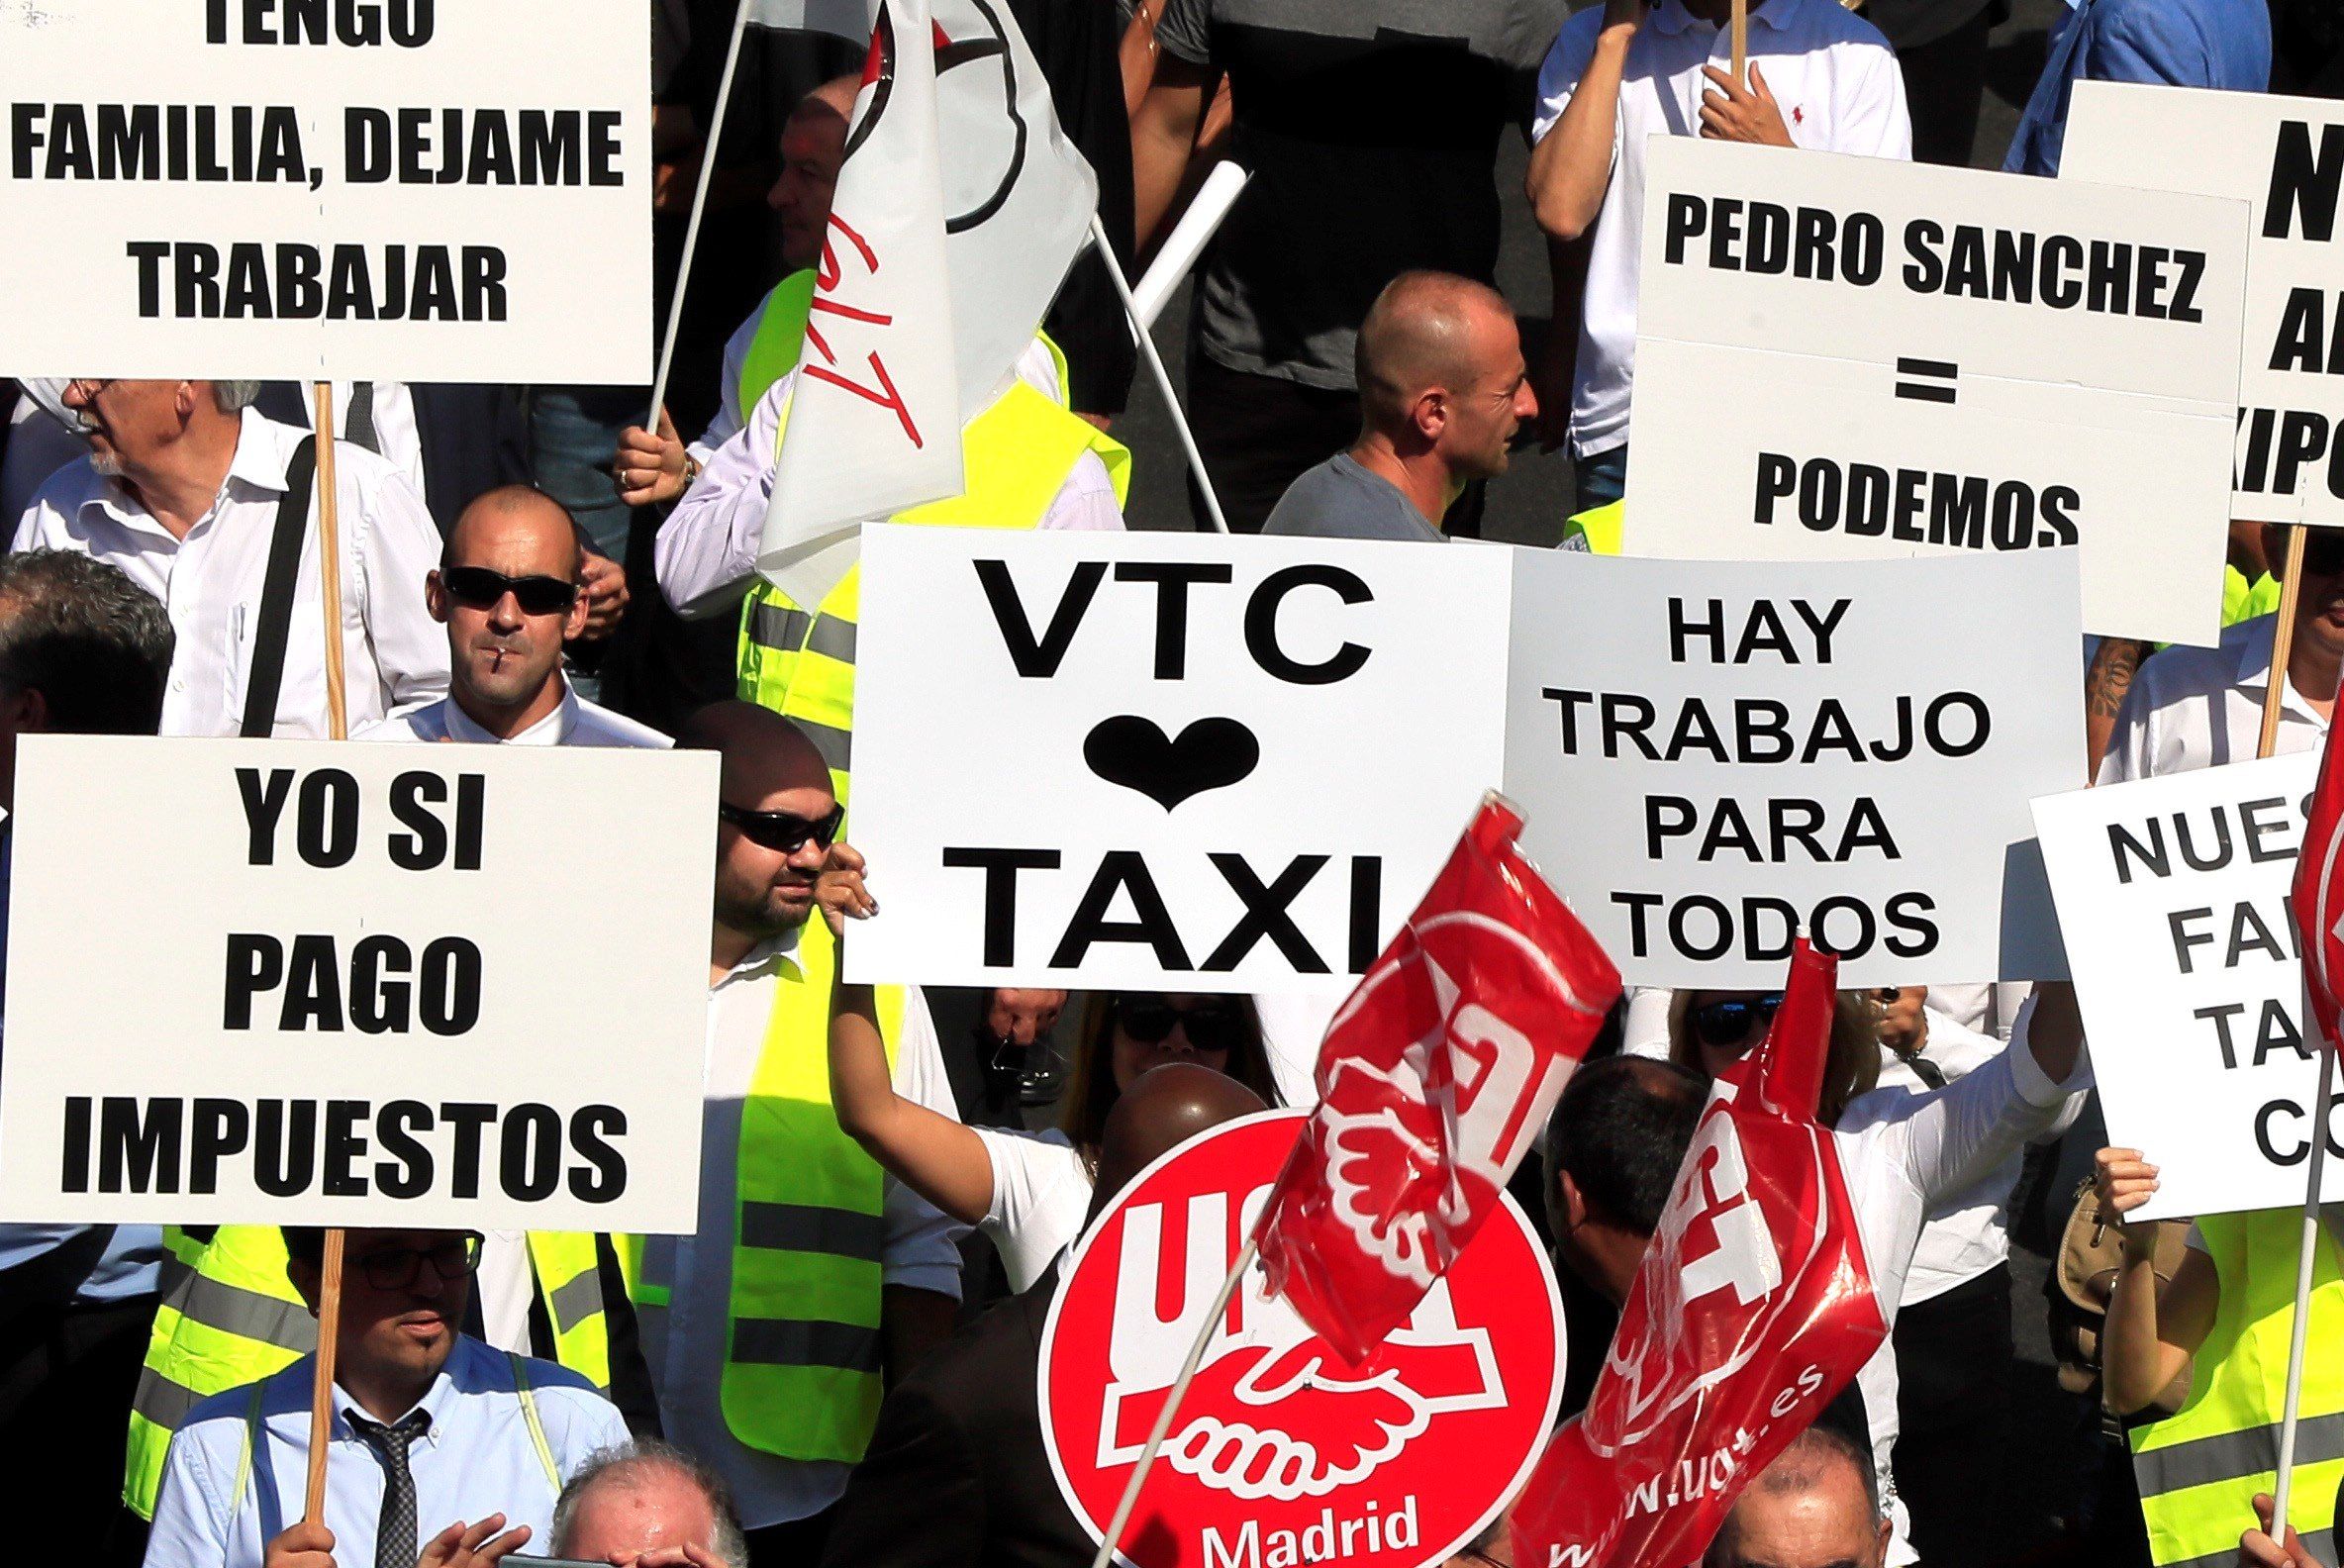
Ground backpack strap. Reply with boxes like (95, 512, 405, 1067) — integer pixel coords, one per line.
(507, 1352, 559, 1491)
(241, 437, 319, 738)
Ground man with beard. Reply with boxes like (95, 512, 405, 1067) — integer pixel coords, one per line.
(357, 487, 667, 748)
(145, 1226, 628, 1568)
(1263, 272, 1537, 542)
(630, 702, 964, 1568)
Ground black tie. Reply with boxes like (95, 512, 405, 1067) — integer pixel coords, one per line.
(347, 1409, 431, 1568)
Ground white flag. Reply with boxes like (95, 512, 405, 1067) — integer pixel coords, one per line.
(756, 0, 962, 607)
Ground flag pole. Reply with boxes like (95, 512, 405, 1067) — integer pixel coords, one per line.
(646, 0, 756, 428)
(2260, 525, 2305, 758)
(1084, 1234, 1258, 1568)
(305, 378, 350, 1521)
(2270, 1032, 2335, 1535)
(1087, 212, 1230, 535)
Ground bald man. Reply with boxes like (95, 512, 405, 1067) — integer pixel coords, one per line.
(356, 485, 667, 747)
(818, 1062, 1265, 1568)
(1704, 1425, 1894, 1568)
(1262, 270, 1536, 542)
(551, 1439, 750, 1568)
(633, 701, 965, 1564)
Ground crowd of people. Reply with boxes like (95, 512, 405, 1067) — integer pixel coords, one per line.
(3, 1, 2342, 1568)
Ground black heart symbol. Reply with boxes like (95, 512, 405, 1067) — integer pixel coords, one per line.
(1083, 715, 1260, 811)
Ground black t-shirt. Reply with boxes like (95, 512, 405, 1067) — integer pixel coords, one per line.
(1156, 0, 1566, 389)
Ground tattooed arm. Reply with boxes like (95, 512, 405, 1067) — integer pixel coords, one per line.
(2086, 637, 2151, 781)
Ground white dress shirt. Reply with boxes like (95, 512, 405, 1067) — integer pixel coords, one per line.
(686, 304, 766, 461)
(2098, 614, 2329, 783)
(971, 1126, 1094, 1293)
(633, 930, 965, 1528)
(1531, 0, 1911, 459)
(656, 340, 1125, 621)
(356, 681, 672, 749)
(13, 408, 449, 737)
(146, 1336, 627, 1568)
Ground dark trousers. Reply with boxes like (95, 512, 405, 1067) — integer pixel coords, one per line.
(1898, 6, 1995, 168)
(1892, 1262, 2013, 1562)
(747, 1504, 835, 1568)
(1, 1295, 154, 1566)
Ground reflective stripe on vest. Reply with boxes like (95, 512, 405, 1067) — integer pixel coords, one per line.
(125, 1225, 614, 1519)
(736, 270, 819, 420)
(719, 916, 909, 1464)
(2130, 1210, 2344, 1567)
(735, 358, 1131, 804)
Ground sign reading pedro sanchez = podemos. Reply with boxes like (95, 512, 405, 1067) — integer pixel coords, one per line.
(0, 736, 718, 1232)
(0, 0, 651, 381)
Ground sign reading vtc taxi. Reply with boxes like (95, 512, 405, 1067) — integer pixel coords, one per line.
(0, 0, 651, 381)
(2063, 82, 2344, 528)
(1622, 137, 2248, 648)
(1039, 1112, 1562, 1568)
(0, 736, 718, 1232)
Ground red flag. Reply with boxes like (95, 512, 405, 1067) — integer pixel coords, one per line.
(1256, 794, 1621, 1364)
(2293, 719, 2344, 1053)
(1511, 939, 1889, 1568)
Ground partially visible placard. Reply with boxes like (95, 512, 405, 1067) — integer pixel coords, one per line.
(0, 737, 717, 1231)
(1505, 549, 2079, 988)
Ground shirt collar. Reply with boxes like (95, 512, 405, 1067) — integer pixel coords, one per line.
(76, 406, 296, 537)
(1651, 0, 1799, 34)
(441, 681, 580, 746)
(717, 926, 806, 990)
(2231, 616, 2333, 734)
(334, 1356, 462, 1447)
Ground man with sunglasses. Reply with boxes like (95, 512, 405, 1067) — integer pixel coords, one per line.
(11, 378, 448, 737)
(358, 487, 667, 748)
(2100, 523, 2344, 781)
(633, 702, 964, 1568)
(146, 1226, 629, 1568)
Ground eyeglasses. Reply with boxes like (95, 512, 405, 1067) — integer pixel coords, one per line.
(65, 377, 116, 401)
(352, 1232, 483, 1292)
(719, 801, 844, 853)
(440, 565, 580, 616)
(2303, 535, 2344, 577)
(1688, 994, 1783, 1049)
(1114, 995, 1246, 1054)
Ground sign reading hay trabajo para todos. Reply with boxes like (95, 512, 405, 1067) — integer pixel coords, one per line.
(2065, 82, 2344, 528)
(1504, 550, 2078, 988)
(1624, 139, 2246, 647)
(0, 0, 651, 381)
(0, 737, 717, 1231)
(843, 526, 1511, 991)
(2033, 755, 2344, 1222)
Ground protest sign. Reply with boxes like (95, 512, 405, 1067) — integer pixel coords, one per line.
(1040, 1110, 1562, 1568)
(2034, 754, 2344, 1221)
(1504, 549, 2079, 987)
(1622, 138, 2247, 647)
(844, 525, 1512, 991)
(0, 736, 717, 1231)
(0, 0, 651, 381)
(2065, 83, 2344, 527)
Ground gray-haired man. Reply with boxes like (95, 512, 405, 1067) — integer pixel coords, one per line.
(553, 1440, 750, 1568)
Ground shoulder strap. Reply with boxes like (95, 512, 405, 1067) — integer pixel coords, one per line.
(230, 1380, 269, 1511)
(242, 437, 319, 738)
(506, 1352, 559, 1491)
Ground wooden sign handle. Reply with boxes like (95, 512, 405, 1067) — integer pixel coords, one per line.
(1730, 0, 1748, 82)
(311, 381, 348, 742)
(2260, 524, 2305, 760)
(303, 1229, 346, 1522)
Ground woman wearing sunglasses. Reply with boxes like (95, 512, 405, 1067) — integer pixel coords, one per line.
(815, 844, 1284, 1291)
(1650, 982, 2093, 1568)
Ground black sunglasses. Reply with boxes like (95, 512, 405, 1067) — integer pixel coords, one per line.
(1688, 994, 1783, 1049)
(354, 1231, 483, 1292)
(1114, 995, 1246, 1054)
(720, 801, 844, 853)
(440, 565, 580, 616)
(2304, 535, 2344, 576)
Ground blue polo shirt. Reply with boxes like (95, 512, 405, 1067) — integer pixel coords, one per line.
(2003, 0, 2270, 176)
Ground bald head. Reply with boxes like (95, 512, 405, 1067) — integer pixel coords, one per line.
(773, 74, 862, 270)
(552, 1440, 746, 1568)
(1705, 1426, 1887, 1568)
(1090, 1061, 1265, 1214)
(679, 700, 832, 810)
(1356, 272, 1513, 430)
(427, 485, 587, 733)
(445, 485, 583, 579)
(801, 72, 862, 125)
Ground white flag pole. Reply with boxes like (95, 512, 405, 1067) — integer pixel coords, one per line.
(646, 0, 756, 429)
(2270, 1024, 2336, 1533)
(1083, 1234, 1256, 1568)
(1087, 212, 1229, 535)
(1128, 161, 1248, 334)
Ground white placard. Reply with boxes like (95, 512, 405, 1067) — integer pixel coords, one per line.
(1504, 549, 2081, 988)
(2033, 755, 2344, 1222)
(844, 525, 1513, 990)
(2065, 82, 2344, 529)
(0, 737, 717, 1231)
(1624, 138, 2246, 647)
(0, 0, 652, 382)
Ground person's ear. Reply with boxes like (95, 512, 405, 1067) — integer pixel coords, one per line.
(1557, 1169, 1589, 1233)
(1872, 1513, 1893, 1567)
(563, 582, 590, 641)
(176, 382, 200, 423)
(2265, 523, 2291, 580)
(4, 685, 50, 735)
(287, 1257, 322, 1315)
(425, 569, 450, 626)
(1415, 388, 1449, 444)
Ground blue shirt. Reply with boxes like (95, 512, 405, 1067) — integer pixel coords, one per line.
(146, 1336, 628, 1568)
(2002, 0, 2271, 176)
